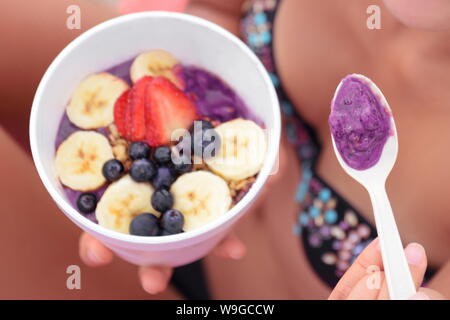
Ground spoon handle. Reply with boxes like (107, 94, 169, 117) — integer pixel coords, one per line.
(367, 185, 416, 300)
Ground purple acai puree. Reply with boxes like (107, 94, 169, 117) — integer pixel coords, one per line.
(55, 114, 109, 221)
(63, 186, 107, 223)
(104, 57, 254, 122)
(105, 59, 133, 86)
(328, 76, 391, 170)
(55, 113, 109, 149)
(55, 57, 257, 218)
(179, 66, 252, 122)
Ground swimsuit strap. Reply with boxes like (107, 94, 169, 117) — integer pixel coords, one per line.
(241, 0, 321, 171)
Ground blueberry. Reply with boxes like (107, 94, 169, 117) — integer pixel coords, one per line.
(159, 229, 184, 236)
(159, 229, 174, 236)
(102, 159, 124, 182)
(76, 193, 97, 214)
(151, 166, 175, 189)
(130, 159, 156, 182)
(128, 141, 151, 160)
(190, 120, 221, 158)
(160, 209, 184, 234)
(151, 188, 174, 213)
(171, 154, 192, 175)
(153, 146, 172, 165)
(129, 213, 159, 236)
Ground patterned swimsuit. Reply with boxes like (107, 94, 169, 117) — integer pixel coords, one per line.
(240, 0, 433, 287)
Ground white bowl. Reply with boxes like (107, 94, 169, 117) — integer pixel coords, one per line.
(30, 12, 280, 267)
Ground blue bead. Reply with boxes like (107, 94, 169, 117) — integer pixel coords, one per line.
(292, 224, 302, 235)
(309, 206, 320, 218)
(299, 212, 309, 225)
(292, 224, 302, 236)
(281, 101, 294, 116)
(319, 188, 331, 202)
(260, 31, 272, 44)
(303, 165, 313, 179)
(353, 244, 365, 255)
(295, 182, 307, 202)
(324, 210, 338, 224)
(295, 166, 312, 202)
(249, 33, 259, 46)
(254, 12, 267, 25)
(286, 123, 297, 142)
(300, 144, 315, 159)
(296, 178, 310, 202)
(269, 73, 279, 87)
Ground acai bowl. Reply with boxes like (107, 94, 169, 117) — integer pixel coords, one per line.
(30, 12, 280, 267)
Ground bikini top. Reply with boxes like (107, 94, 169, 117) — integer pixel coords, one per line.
(240, 0, 435, 287)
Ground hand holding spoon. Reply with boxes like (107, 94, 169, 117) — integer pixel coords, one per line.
(329, 74, 416, 300)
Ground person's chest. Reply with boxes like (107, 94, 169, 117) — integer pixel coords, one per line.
(270, 0, 450, 267)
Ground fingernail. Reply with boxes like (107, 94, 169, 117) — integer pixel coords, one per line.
(229, 249, 243, 260)
(409, 292, 430, 300)
(140, 268, 165, 295)
(229, 245, 245, 260)
(142, 278, 159, 295)
(405, 243, 424, 266)
(87, 248, 104, 264)
(374, 238, 381, 251)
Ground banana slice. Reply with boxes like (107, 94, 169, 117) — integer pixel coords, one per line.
(170, 171, 231, 231)
(130, 50, 182, 87)
(96, 175, 159, 234)
(67, 73, 129, 129)
(205, 119, 267, 181)
(55, 131, 113, 191)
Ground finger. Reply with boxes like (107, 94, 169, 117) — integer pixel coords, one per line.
(350, 242, 427, 300)
(346, 270, 386, 300)
(212, 233, 246, 260)
(409, 288, 446, 300)
(138, 265, 173, 295)
(79, 232, 114, 267)
(375, 275, 390, 300)
(329, 238, 382, 300)
(377, 242, 427, 299)
(376, 272, 390, 300)
(404, 243, 427, 289)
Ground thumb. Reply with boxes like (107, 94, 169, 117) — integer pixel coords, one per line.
(404, 243, 428, 289)
(409, 288, 446, 300)
(79, 232, 114, 266)
(213, 233, 246, 260)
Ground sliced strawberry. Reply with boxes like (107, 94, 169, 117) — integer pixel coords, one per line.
(172, 64, 186, 90)
(129, 76, 152, 141)
(145, 77, 198, 146)
(145, 93, 167, 147)
(113, 89, 131, 139)
(124, 92, 133, 140)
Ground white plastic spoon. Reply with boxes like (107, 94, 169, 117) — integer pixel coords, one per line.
(330, 74, 416, 300)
